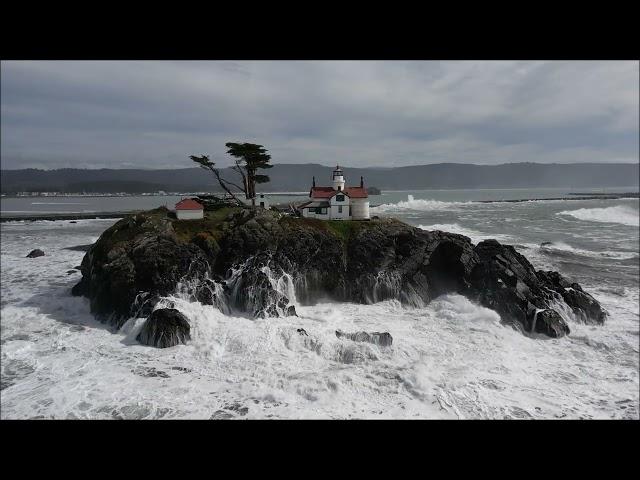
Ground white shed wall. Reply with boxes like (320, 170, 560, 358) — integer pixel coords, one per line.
(257, 194, 270, 209)
(176, 209, 204, 220)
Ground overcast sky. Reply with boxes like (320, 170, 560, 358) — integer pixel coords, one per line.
(1, 60, 638, 170)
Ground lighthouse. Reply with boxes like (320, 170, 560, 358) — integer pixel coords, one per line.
(332, 165, 345, 191)
(298, 166, 370, 220)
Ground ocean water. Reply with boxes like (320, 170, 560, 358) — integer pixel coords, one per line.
(1, 190, 638, 419)
(1, 185, 636, 216)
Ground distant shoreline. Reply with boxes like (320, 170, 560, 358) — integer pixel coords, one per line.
(2, 188, 639, 199)
(0, 211, 138, 222)
(2, 192, 638, 222)
(477, 193, 639, 203)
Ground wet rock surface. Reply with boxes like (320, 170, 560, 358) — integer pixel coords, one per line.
(136, 308, 191, 348)
(73, 207, 607, 338)
(64, 244, 93, 252)
(336, 330, 393, 347)
(529, 309, 571, 338)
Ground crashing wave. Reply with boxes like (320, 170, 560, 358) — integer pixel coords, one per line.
(539, 241, 638, 261)
(557, 205, 639, 227)
(373, 194, 470, 213)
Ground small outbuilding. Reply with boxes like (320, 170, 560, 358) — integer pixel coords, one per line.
(256, 193, 270, 209)
(242, 193, 270, 209)
(175, 198, 204, 220)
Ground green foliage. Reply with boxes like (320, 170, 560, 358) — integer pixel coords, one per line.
(172, 207, 239, 243)
(225, 143, 273, 170)
(189, 144, 273, 203)
(189, 154, 216, 171)
(324, 221, 364, 241)
(188, 154, 244, 204)
(279, 216, 369, 242)
(225, 142, 273, 200)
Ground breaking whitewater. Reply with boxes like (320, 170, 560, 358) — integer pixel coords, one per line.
(1, 195, 638, 419)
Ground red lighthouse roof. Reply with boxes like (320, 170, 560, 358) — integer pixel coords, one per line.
(310, 186, 368, 199)
(175, 198, 203, 210)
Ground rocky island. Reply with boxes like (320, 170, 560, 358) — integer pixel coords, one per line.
(71, 206, 607, 347)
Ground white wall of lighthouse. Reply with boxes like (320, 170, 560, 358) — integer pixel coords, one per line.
(350, 198, 370, 220)
(329, 193, 350, 220)
(332, 167, 345, 191)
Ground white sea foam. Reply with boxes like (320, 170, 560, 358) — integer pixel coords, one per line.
(373, 194, 470, 213)
(537, 241, 639, 261)
(1, 217, 638, 420)
(557, 205, 639, 227)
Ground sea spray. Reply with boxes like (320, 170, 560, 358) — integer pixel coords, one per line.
(373, 194, 471, 213)
(530, 308, 543, 333)
(225, 254, 298, 318)
(557, 204, 639, 227)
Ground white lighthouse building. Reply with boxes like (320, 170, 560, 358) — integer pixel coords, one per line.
(299, 166, 370, 220)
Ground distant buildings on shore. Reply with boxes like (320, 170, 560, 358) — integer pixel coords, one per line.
(7, 191, 207, 198)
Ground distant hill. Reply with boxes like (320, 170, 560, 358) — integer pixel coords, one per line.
(1, 163, 638, 194)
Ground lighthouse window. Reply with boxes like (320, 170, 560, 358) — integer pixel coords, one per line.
(336, 195, 345, 202)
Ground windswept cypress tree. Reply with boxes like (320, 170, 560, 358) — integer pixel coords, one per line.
(225, 142, 273, 205)
(190, 143, 273, 207)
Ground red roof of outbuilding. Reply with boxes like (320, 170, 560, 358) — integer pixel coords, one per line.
(175, 198, 203, 210)
(309, 186, 368, 199)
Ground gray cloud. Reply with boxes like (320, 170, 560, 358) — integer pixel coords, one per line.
(1, 60, 638, 169)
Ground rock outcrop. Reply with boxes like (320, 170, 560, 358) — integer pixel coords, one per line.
(336, 330, 393, 347)
(528, 309, 570, 338)
(72, 207, 607, 338)
(26, 249, 45, 258)
(136, 308, 191, 348)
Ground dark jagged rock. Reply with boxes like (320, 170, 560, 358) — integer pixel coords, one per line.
(528, 309, 571, 338)
(536, 270, 606, 324)
(297, 328, 308, 336)
(72, 207, 606, 338)
(463, 239, 606, 336)
(64, 244, 93, 252)
(71, 210, 211, 327)
(136, 308, 191, 348)
(336, 330, 393, 347)
(131, 293, 170, 318)
(26, 249, 45, 258)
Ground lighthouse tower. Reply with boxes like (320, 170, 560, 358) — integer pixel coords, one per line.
(332, 165, 345, 191)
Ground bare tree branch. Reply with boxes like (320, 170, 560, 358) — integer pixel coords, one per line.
(189, 154, 245, 206)
(231, 159, 248, 197)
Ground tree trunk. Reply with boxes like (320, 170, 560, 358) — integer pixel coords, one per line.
(212, 170, 243, 206)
